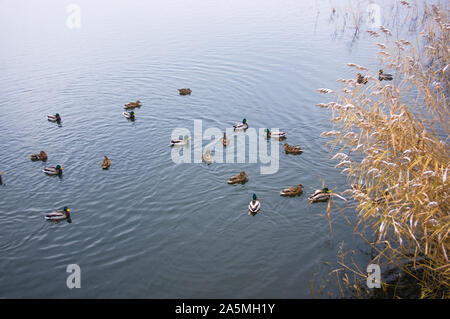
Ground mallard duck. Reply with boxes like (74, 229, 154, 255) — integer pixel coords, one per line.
(178, 88, 192, 95)
(47, 113, 61, 123)
(265, 129, 286, 140)
(357, 73, 368, 84)
(202, 149, 213, 164)
(222, 132, 229, 146)
(308, 187, 331, 202)
(248, 194, 261, 215)
(101, 156, 111, 169)
(233, 119, 248, 130)
(30, 151, 48, 161)
(123, 111, 135, 120)
(378, 69, 393, 81)
(124, 100, 142, 109)
(280, 184, 304, 196)
(283, 143, 302, 154)
(45, 206, 71, 223)
(43, 165, 63, 176)
(170, 135, 191, 146)
(227, 171, 248, 184)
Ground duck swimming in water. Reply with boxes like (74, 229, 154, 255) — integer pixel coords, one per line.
(43, 165, 63, 176)
(378, 69, 393, 81)
(280, 184, 304, 196)
(101, 156, 111, 169)
(265, 129, 286, 140)
(357, 73, 368, 84)
(45, 206, 71, 223)
(227, 171, 248, 184)
(222, 132, 229, 147)
(233, 119, 248, 130)
(202, 149, 213, 164)
(283, 143, 302, 154)
(47, 113, 61, 123)
(123, 111, 135, 120)
(248, 194, 261, 215)
(308, 187, 332, 202)
(178, 88, 192, 95)
(124, 100, 142, 109)
(170, 135, 191, 146)
(30, 151, 48, 161)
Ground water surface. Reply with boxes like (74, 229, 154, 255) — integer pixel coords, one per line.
(0, 0, 401, 298)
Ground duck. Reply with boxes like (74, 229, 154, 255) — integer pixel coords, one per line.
(357, 73, 368, 84)
(227, 171, 248, 184)
(45, 206, 71, 223)
(233, 119, 248, 130)
(178, 88, 192, 95)
(283, 143, 303, 154)
(124, 100, 142, 109)
(0, 170, 3, 185)
(202, 149, 213, 164)
(265, 129, 286, 140)
(280, 184, 304, 196)
(43, 165, 63, 176)
(308, 187, 332, 202)
(170, 135, 191, 146)
(101, 156, 111, 169)
(123, 111, 135, 120)
(221, 132, 229, 146)
(47, 113, 61, 123)
(378, 69, 393, 81)
(248, 194, 261, 215)
(30, 151, 48, 161)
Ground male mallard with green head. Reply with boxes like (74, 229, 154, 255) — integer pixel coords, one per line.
(308, 187, 331, 202)
(45, 206, 71, 223)
(171, 135, 191, 146)
(265, 128, 286, 140)
(378, 69, 393, 81)
(43, 165, 63, 176)
(248, 194, 261, 215)
(233, 119, 248, 130)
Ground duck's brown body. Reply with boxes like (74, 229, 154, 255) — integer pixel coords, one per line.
(227, 172, 248, 184)
(280, 184, 304, 196)
(283, 143, 302, 154)
(30, 151, 48, 161)
(101, 156, 111, 169)
(178, 88, 192, 95)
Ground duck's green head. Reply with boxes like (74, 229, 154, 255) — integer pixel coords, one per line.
(56, 165, 62, 170)
(322, 187, 330, 192)
(63, 206, 70, 212)
(130, 111, 135, 115)
(242, 119, 247, 124)
(252, 194, 257, 200)
(55, 113, 60, 117)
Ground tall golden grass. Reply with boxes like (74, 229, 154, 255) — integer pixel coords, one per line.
(318, 1, 449, 298)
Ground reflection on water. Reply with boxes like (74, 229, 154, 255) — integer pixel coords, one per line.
(0, 0, 405, 298)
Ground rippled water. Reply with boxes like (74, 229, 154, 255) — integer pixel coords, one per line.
(0, 0, 397, 298)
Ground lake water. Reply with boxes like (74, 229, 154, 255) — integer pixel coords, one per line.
(0, 0, 401, 298)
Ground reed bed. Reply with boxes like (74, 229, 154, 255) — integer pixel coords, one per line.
(318, 1, 449, 298)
